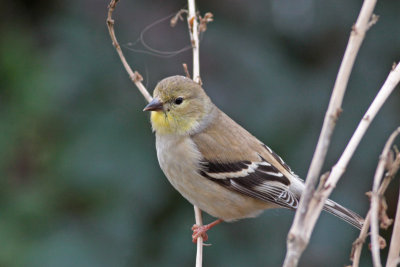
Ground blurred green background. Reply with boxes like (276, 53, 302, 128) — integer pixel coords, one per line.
(1, 0, 400, 266)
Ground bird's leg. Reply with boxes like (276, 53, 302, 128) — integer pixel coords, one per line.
(191, 219, 223, 243)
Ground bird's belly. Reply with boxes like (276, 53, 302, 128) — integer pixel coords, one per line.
(155, 134, 272, 221)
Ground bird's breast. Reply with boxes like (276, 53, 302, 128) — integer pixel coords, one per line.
(155, 133, 272, 221)
(156, 134, 202, 191)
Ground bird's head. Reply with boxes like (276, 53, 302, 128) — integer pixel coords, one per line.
(144, 76, 213, 135)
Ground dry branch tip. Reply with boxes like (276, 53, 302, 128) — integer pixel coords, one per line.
(199, 12, 214, 33)
(182, 63, 191, 78)
(133, 71, 143, 83)
(316, 171, 330, 192)
(368, 236, 387, 250)
(367, 14, 379, 29)
(378, 197, 393, 229)
(171, 9, 187, 27)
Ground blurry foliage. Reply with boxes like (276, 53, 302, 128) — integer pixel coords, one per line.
(1, 0, 400, 266)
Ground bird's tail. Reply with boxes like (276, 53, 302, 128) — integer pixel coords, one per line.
(323, 199, 364, 230)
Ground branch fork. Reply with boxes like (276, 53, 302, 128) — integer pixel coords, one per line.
(283, 0, 400, 266)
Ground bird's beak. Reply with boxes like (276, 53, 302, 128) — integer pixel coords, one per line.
(143, 97, 163, 111)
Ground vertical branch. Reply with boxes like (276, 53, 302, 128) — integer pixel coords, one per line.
(352, 143, 400, 267)
(187, 1, 203, 266)
(370, 128, 400, 267)
(387, 184, 400, 267)
(351, 212, 371, 267)
(284, 0, 378, 265)
(187, 0, 201, 84)
(194, 206, 204, 267)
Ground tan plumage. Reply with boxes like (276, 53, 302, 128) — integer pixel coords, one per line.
(192, 111, 294, 178)
(144, 75, 364, 237)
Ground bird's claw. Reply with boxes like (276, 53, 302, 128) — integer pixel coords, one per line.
(191, 224, 209, 243)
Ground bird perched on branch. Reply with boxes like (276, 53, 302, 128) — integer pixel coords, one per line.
(144, 75, 364, 243)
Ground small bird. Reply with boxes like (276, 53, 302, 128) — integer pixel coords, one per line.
(144, 75, 364, 243)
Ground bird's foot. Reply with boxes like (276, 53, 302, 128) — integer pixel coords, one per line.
(191, 224, 210, 243)
(191, 219, 223, 243)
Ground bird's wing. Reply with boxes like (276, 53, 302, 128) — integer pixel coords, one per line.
(191, 110, 301, 210)
(199, 156, 299, 209)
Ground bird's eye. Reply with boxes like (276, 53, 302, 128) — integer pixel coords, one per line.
(174, 97, 183, 105)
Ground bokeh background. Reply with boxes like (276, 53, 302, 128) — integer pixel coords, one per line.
(1, 0, 400, 266)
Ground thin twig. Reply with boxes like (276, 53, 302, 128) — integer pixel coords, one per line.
(351, 212, 371, 266)
(194, 206, 204, 267)
(187, 0, 201, 84)
(370, 128, 400, 267)
(284, 0, 378, 266)
(387, 183, 400, 267)
(324, 62, 400, 190)
(351, 142, 400, 267)
(187, 0, 204, 266)
(182, 63, 191, 78)
(106, 0, 152, 103)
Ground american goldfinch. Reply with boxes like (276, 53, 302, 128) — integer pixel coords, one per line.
(144, 75, 364, 242)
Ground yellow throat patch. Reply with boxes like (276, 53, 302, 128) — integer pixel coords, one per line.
(150, 111, 197, 135)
